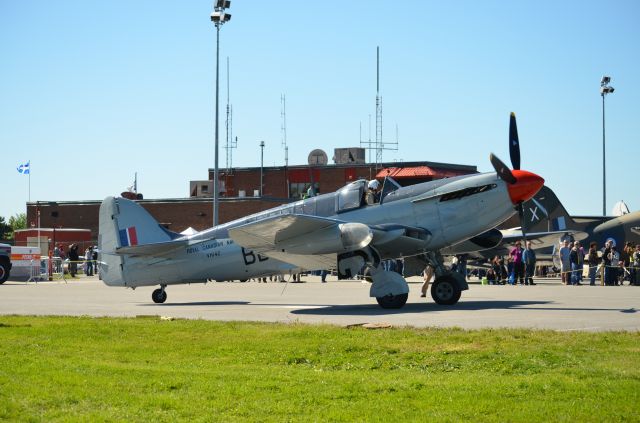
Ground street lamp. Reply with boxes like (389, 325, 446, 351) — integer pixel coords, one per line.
(260, 141, 265, 197)
(211, 0, 231, 226)
(600, 75, 615, 216)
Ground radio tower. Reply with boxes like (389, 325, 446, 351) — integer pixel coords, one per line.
(374, 46, 398, 168)
(224, 56, 237, 172)
(281, 94, 288, 166)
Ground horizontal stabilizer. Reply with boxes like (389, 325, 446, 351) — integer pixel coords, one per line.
(115, 240, 188, 257)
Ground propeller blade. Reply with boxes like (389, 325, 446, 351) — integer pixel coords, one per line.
(489, 153, 516, 184)
(509, 112, 521, 170)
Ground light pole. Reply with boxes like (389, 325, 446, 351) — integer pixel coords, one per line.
(211, 1, 231, 226)
(260, 141, 265, 197)
(600, 75, 614, 216)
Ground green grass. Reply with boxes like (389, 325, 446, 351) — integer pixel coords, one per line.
(0, 316, 638, 422)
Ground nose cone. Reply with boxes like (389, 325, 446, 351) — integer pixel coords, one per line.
(507, 170, 544, 204)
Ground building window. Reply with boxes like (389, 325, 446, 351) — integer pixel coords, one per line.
(290, 182, 319, 199)
(201, 185, 209, 193)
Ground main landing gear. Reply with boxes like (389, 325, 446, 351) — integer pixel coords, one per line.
(152, 285, 167, 304)
(423, 251, 467, 306)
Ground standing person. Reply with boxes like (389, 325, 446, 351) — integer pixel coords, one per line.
(587, 242, 599, 286)
(509, 241, 525, 285)
(68, 244, 79, 278)
(569, 243, 582, 285)
(602, 240, 614, 286)
(455, 254, 467, 280)
(623, 242, 634, 285)
(92, 247, 99, 277)
(610, 246, 621, 285)
(522, 241, 537, 286)
(85, 246, 94, 276)
(58, 245, 66, 260)
(421, 265, 434, 298)
(491, 256, 503, 284)
(632, 244, 640, 286)
(485, 267, 497, 284)
(559, 240, 571, 284)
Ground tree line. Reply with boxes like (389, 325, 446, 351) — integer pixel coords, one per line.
(0, 213, 27, 243)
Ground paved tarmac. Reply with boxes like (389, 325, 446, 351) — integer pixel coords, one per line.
(1, 275, 639, 331)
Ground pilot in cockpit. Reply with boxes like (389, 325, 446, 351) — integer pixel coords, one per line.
(365, 179, 382, 205)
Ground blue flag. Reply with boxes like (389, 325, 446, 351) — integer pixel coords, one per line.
(17, 161, 30, 175)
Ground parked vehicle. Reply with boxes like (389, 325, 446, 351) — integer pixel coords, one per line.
(0, 243, 12, 284)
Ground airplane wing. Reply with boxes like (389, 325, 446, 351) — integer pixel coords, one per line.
(466, 229, 588, 261)
(228, 214, 432, 268)
(500, 229, 588, 249)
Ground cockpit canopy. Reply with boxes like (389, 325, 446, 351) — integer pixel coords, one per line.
(335, 177, 401, 213)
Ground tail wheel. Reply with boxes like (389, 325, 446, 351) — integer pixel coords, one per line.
(376, 293, 408, 309)
(152, 288, 167, 304)
(431, 277, 461, 305)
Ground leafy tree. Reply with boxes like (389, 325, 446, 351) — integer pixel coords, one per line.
(0, 213, 27, 242)
(0, 216, 10, 241)
(9, 213, 26, 232)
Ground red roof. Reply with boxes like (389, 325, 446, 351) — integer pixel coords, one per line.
(375, 166, 470, 179)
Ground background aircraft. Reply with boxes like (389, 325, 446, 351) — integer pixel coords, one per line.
(513, 185, 640, 254)
(465, 185, 640, 265)
(98, 114, 544, 309)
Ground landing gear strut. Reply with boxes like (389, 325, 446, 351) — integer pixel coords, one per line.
(423, 251, 467, 306)
(152, 285, 167, 304)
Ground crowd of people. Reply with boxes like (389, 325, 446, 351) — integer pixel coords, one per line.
(418, 237, 640, 289)
(484, 239, 640, 286)
(52, 243, 98, 278)
(557, 239, 639, 285)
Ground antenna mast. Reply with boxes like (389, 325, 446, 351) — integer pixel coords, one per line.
(360, 46, 398, 169)
(224, 56, 237, 172)
(281, 94, 288, 166)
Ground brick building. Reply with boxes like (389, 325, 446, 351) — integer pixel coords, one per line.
(26, 159, 477, 246)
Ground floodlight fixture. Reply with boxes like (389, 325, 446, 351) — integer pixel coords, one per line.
(600, 75, 615, 216)
(211, 11, 231, 23)
(600, 86, 615, 95)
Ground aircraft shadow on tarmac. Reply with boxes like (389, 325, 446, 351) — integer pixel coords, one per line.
(139, 301, 251, 307)
(137, 300, 636, 316)
(289, 301, 638, 316)
(289, 300, 551, 316)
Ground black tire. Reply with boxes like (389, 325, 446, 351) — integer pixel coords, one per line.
(431, 277, 462, 305)
(0, 260, 9, 284)
(376, 293, 408, 309)
(152, 288, 167, 304)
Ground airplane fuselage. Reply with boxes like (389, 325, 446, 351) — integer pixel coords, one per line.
(109, 172, 518, 288)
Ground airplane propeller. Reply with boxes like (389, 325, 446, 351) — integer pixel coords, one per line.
(489, 112, 534, 245)
(509, 112, 520, 171)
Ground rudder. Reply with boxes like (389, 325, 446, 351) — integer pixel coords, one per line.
(98, 196, 175, 286)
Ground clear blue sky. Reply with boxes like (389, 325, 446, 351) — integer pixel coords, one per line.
(2, 1, 638, 221)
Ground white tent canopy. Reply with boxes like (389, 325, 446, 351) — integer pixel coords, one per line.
(611, 200, 630, 217)
(180, 227, 198, 236)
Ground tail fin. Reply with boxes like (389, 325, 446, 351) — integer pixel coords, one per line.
(98, 196, 175, 286)
(522, 185, 576, 233)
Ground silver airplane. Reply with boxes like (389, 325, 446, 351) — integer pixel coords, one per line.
(98, 114, 544, 309)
